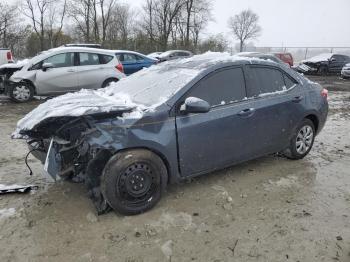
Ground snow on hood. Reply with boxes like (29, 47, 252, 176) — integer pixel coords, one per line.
(13, 52, 260, 138)
(0, 59, 29, 69)
(13, 91, 144, 138)
(302, 53, 332, 63)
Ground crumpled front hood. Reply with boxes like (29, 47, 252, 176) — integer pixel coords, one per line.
(12, 89, 143, 138)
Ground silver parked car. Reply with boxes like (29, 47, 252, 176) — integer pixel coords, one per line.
(8, 47, 125, 102)
(157, 50, 193, 62)
(341, 63, 350, 79)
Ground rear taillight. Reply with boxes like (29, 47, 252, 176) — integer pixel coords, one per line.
(116, 63, 124, 73)
(321, 88, 328, 99)
(6, 51, 12, 61)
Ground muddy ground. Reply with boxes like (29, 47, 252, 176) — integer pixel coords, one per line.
(0, 75, 349, 262)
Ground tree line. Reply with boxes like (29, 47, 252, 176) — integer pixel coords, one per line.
(0, 0, 261, 59)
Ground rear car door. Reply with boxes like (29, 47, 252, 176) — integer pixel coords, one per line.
(76, 52, 107, 90)
(176, 67, 267, 177)
(244, 65, 304, 152)
(35, 52, 78, 95)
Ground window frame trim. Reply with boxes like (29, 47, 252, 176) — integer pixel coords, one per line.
(174, 65, 248, 115)
(77, 52, 102, 66)
(40, 52, 76, 69)
(245, 64, 298, 100)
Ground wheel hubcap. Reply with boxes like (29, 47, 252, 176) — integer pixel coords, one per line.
(13, 85, 30, 101)
(118, 163, 157, 204)
(296, 125, 314, 154)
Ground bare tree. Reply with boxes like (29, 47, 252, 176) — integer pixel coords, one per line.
(142, 0, 185, 50)
(228, 9, 261, 52)
(0, 3, 18, 47)
(99, 0, 116, 42)
(68, 0, 93, 42)
(47, 0, 67, 48)
(23, 0, 53, 51)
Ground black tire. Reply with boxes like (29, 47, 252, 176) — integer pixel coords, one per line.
(9, 82, 34, 103)
(284, 119, 315, 160)
(102, 78, 118, 88)
(101, 149, 168, 215)
(318, 66, 328, 76)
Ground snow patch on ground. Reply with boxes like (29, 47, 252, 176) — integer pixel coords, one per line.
(0, 208, 16, 219)
(264, 176, 299, 191)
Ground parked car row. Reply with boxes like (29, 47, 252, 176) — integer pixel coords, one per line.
(296, 53, 350, 76)
(0, 47, 194, 102)
(1, 44, 348, 103)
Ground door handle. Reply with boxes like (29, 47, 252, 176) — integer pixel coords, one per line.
(292, 96, 303, 103)
(238, 108, 255, 117)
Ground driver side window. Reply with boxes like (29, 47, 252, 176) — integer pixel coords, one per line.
(184, 67, 246, 107)
(44, 53, 75, 68)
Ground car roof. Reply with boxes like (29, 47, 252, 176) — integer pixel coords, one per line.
(44, 47, 116, 55)
(63, 43, 102, 48)
(113, 50, 145, 56)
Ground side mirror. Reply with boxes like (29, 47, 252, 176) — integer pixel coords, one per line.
(330, 58, 336, 62)
(42, 62, 54, 71)
(180, 97, 210, 114)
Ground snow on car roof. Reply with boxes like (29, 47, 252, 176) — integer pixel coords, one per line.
(303, 53, 333, 63)
(13, 52, 265, 137)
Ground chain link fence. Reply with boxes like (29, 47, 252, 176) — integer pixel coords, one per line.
(231, 46, 350, 64)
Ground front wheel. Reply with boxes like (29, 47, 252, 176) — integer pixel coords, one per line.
(101, 149, 168, 215)
(284, 119, 315, 160)
(9, 82, 34, 103)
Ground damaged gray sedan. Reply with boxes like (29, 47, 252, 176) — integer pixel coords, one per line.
(13, 53, 328, 215)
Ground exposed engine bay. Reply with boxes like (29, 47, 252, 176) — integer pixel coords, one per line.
(24, 111, 130, 214)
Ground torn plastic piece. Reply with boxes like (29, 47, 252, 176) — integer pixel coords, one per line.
(0, 184, 39, 194)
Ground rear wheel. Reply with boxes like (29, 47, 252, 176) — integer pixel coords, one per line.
(9, 82, 34, 102)
(102, 78, 118, 88)
(101, 149, 167, 215)
(284, 119, 315, 160)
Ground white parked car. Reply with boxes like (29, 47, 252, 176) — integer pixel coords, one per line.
(0, 48, 14, 66)
(8, 47, 125, 102)
(341, 63, 350, 79)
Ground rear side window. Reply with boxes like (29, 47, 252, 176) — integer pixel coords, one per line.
(44, 53, 74, 68)
(123, 54, 138, 62)
(79, 53, 100, 66)
(99, 54, 113, 64)
(246, 66, 286, 97)
(186, 67, 246, 106)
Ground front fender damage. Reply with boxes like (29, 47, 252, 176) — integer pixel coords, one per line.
(22, 114, 137, 214)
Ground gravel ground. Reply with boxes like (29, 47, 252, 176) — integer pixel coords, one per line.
(0, 76, 349, 262)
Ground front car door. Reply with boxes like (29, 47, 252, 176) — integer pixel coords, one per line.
(35, 52, 78, 95)
(175, 66, 263, 177)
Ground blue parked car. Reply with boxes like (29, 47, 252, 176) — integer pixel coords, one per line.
(114, 50, 158, 75)
(14, 53, 328, 215)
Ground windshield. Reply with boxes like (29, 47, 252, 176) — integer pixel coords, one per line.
(104, 63, 202, 106)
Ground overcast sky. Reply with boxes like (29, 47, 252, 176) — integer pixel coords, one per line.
(123, 0, 350, 47)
